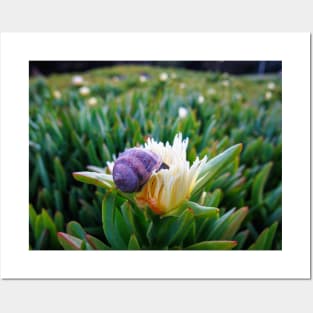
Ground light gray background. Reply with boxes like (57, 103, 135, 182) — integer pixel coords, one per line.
(0, 0, 312, 312)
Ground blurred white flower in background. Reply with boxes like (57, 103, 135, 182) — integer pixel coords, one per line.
(139, 75, 148, 83)
(178, 107, 188, 119)
(53, 90, 62, 99)
(179, 83, 186, 89)
(72, 75, 84, 86)
(221, 80, 230, 87)
(79, 86, 90, 96)
(159, 72, 168, 82)
(198, 95, 205, 104)
(265, 91, 272, 100)
(87, 97, 97, 107)
(267, 82, 276, 90)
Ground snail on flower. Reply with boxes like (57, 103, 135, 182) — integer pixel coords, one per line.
(73, 133, 242, 216)
(111, 134, 207, 214)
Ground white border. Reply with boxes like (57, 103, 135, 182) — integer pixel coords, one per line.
(0, 33, 310, 279)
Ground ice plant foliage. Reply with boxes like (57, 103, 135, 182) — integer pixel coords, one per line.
(29, 66, 281, 251)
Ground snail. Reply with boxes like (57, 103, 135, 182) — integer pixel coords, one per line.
(112, 148, 169, 193)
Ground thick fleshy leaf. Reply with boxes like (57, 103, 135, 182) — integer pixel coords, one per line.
(220, 207, 249, 240)
(35, 229, 50, 250)
(85, 234, 110, 250)
(53, 157, 67, 191)
(166, 209, 194, 246)
(186, 241, 237, 250)
(29, 205, 37, 230)
(73, 171, 114, 189)
(66, 221, 86, 239)
(41, 209, 60, 249)
(186, 201, 219, 219)
(192, 143, 243, 198)
(36, 154, 50, 189)
(86, 165, 107, 173)
(206, 208, 236, 240)
(252, 162, 273, 206)
(128, 234, 141, 250)
(234, 230, 250, 250)
(102, 193, 127, 249)
(57, 232, 82, 250)
(54, 211, 64, 232)
(248, 222, 278, 250)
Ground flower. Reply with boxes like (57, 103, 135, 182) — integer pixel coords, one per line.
(159, 72, 168, 82)
(72, 75, 84, 86)
(265, 91, 272, 100)
(79, 86, 90, 96)
(267, 82, 276, 90)
(198, 95, 205, 104)
(221, 80, 230, 87)
(178, 107, 188, 119)
(53, 90, 62, 99)
(87, 97, 97, 107)
(139, 75, 148, 83)
(134, 134, 207, 214)
(179, 83, 186, 89)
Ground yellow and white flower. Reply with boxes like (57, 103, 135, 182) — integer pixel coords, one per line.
(79, 86, 90, 96)
(159, 72, 168, 82)
(267, 82, 276, 90)
(139, 75, 148, 83)
(87, 97, 97, 107)
(179, 83, 186, 89)
(198, 95, 205, 104)
(265, 91, 272, 100)
(221, 80, 230, 87)
(134, 134, 207, 214)
(53, 90, 62, 99)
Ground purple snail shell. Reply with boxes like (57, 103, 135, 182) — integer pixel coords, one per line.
(113, 148, 169, 193)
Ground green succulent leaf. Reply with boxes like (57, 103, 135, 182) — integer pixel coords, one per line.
(220, 207, 249, 240)
(186, 201, 219, 219)
(41, 209, 60, 249)
(128, 234, 141, 250)
(57, 232, 82, 250)
(249, 222, 278, 250)
(252, 162, 273, 206)
(186, 240, 237, 250)
(101, 193, 127, 249)
(66, 221, 86, 240)
(73, 171, 114, 189)
(85, 234, 111, 250)
(53, 157, 67, 191)
(192, 143, 243, 199)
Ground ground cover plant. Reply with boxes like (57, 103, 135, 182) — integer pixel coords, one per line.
(29, 65, 282, 250)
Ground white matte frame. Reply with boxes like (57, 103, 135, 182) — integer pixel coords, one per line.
(0, 33, 310, 279)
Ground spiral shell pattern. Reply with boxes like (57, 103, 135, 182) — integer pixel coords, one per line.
(113, 148, 163, 193)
